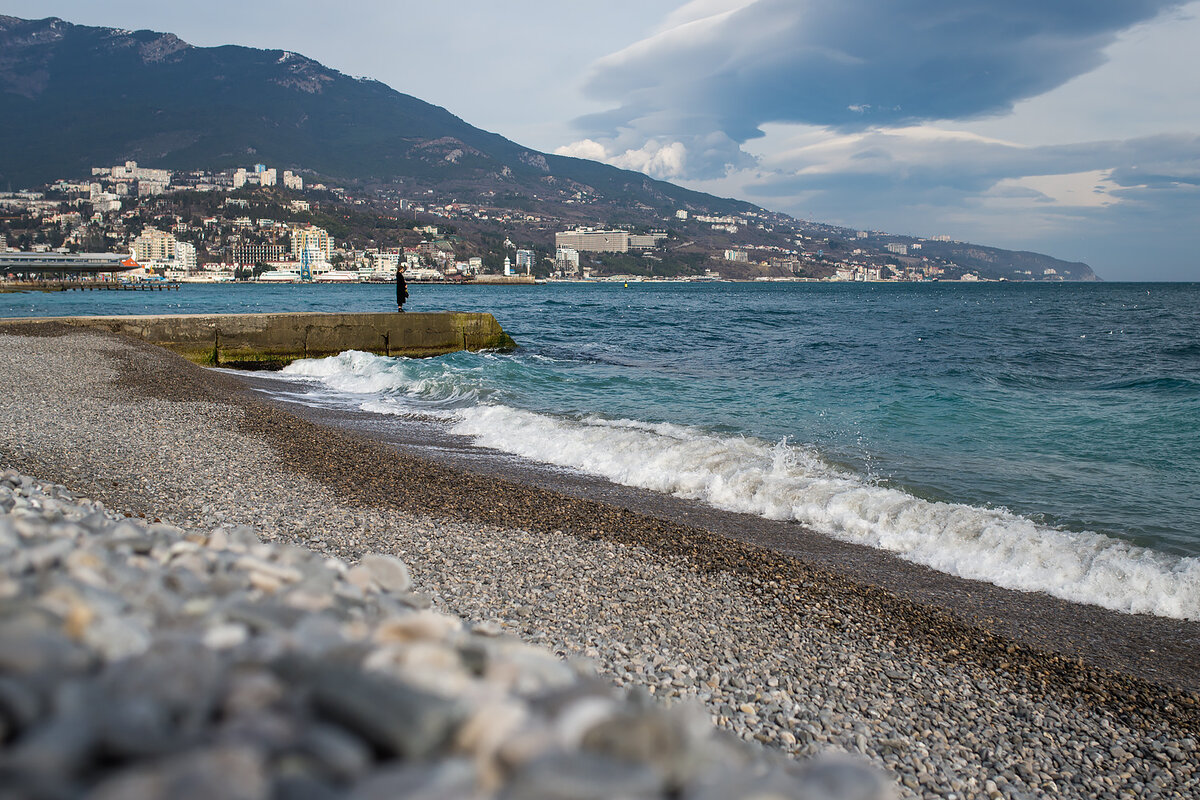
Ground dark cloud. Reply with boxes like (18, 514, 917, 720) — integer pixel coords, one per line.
(572, 0, 1185, 178)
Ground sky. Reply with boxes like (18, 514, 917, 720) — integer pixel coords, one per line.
(4, 1, 1198, 280)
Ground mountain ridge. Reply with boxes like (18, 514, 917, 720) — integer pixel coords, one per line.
(0, 15, 753, 216)
(0, 14, 1096, 280)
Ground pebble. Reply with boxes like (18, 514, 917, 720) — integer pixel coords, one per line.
(0, 468, 883, 798)
(3, 332, 1198, 800)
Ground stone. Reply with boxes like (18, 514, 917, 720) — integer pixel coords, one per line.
(349, 760, 479, 800)
(87, 745, 270, 800)
(298, 661, 463, 759)
(358, 553, 412, 594)
(500, 752, 663, 800)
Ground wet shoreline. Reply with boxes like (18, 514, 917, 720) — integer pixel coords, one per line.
(233, 371, 1200, 694)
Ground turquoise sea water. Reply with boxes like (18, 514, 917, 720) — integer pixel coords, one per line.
(6, 281, 1199, 617)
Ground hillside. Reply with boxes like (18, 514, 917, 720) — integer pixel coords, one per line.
(0, 15, 750, 219)
(0, 15, 1097, 281)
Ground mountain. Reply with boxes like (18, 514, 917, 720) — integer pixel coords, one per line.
(0, 15, 1096, 280)
(0, 15, 750, 218)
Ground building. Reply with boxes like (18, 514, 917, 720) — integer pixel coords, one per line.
(290, 225, 333, 259)
(131, 228, 176, 262)
(174, 241, 197, 274)
(232, 243, 286, 266)
(675, 210, 688, 220)
(98, 161, 173, 192)
(233, 169, 249, 190)
(885, 243, 909, 256)
(724, 250, 749, 263)
(629, 232, 666, 250)
(555, 229, 629, 253)
(260, 169, 278, 187)
(283, 171, 304, 191)
(515, 249, 536, 274)
(554, 247, 580, 275)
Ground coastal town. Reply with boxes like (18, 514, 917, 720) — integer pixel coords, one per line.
(1, 160, 1085, 285)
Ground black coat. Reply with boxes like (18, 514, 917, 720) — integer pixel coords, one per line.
(396, 270, 408, 307)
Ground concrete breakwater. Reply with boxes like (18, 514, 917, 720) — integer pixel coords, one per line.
(0, 311, 516, 367)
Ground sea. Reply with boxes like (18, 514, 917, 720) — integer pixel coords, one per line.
(5, 280, 1199, 620)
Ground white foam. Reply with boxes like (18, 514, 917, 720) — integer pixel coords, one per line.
(281, 350, 483, 407)
(451, 405, 1200, 621)
(275, 351, 1200, 620)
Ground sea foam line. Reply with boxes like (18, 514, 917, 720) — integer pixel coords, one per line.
(280, 351, 1200, 621)
(451, 405, 1200, 621)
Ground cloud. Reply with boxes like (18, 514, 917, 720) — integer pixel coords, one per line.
(555, 132, 751, 180)
(570, 0, 1185, 179)
(745, 128, 1200, 198)
(680, 126, 1198, 279)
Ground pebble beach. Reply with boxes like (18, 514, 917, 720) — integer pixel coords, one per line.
(1, 326, 1198, 799)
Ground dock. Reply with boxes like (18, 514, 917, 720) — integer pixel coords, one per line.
(0, 280, 181, 293)
(0, 312, 516, 368)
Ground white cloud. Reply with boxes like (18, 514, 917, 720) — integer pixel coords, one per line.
(573, 0, 1187, 181)
(997, 171, 1121, 208)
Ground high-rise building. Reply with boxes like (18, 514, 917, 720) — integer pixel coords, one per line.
(555, 247, 580, 275)
(131, 228, 176, 262)
(174, 241, 197, 273)
(629, 233, 666, 250)
(290, 225, 333, 259)
(232, 243, 286, 266)
(515, 249, 535, 273)
(555, 229, 629, 253)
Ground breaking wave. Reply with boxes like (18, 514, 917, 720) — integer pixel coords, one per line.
(281, 351, 1200, 621)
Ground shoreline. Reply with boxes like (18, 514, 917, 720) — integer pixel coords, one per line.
(225, 386, 1200, 693)
(3, 326, 1198, 798)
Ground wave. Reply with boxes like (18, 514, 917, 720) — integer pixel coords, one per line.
(281, 350, 489, 410)
(1093, 376, 1200, 394)
(450, 406, 1200, 621)
(279, 351, 1200, 621)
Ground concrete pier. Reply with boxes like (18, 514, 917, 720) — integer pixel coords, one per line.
(0, 312, 516, 368)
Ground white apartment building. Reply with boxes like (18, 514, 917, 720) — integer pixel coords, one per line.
(291, 225, 333, 259)
(555, 247, 580, 274)
(175, 241, 197, 273)
(515, 249, 536, 273)
(132, 228, 176, 262)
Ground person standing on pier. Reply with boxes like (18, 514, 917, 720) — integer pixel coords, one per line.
(396, 265, 408, 312)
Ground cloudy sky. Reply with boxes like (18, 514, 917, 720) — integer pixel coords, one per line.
(5, 0, 1198, 279)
